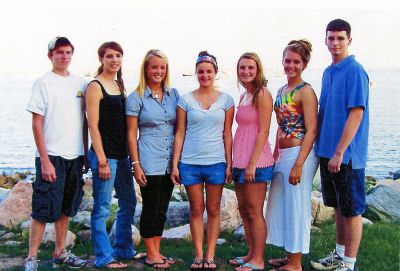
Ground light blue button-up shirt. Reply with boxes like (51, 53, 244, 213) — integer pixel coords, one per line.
(126, 87, 180, 175)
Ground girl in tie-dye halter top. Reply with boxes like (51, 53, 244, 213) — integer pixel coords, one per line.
(274, 81, 309, 139)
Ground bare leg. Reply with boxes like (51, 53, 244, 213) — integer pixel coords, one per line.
(234, 183, 253, 262)
(204, 183, 224, 264)
(335, 209, 346, 246)
(280, 252, 302, 271)
(54, 215, 69, 256)
(185, 183, 206, 261)
(237, 183, 267, 270)
(343, 215, 363, 258)
(28, 219, 46, 257)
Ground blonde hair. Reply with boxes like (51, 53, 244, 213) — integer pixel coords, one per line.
(283, 39, 313, 65)
(135, 49, 170, 96)
(237, 52, 268, 106)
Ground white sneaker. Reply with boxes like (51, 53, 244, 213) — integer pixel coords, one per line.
(24, 256, 39, 271)
(310, 250, 344, 270)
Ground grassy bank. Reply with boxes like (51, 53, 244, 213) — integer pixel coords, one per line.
(1, 222, 399, 270)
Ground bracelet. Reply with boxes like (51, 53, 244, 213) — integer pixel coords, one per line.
(131, 161, 140, 166)
(98, 160, 108, 168)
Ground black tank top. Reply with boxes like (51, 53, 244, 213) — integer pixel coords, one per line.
(90, 80, 128, 159)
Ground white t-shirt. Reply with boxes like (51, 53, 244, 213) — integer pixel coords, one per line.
(26, 71, 87, 159)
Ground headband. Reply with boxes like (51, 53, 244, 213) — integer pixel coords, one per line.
(196, 55, 218, 71)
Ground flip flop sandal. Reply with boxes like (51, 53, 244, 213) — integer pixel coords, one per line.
(162, 257, 176, 264)
(229, 256, 247, 266)
(144, 260, 170, 269)
(268, 258, 289, 267)
(104, 260, 128, 269)
(204, 259, 217, 270)
(238, 262, 264, 271)
(190, 259, 204, 270)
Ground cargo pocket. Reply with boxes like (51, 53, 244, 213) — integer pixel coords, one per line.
(32, 182, 51, 222)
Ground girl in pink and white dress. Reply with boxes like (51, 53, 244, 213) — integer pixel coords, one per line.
(229, 52, 275, 271)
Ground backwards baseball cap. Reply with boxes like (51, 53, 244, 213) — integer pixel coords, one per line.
(48, 36, 74, 53)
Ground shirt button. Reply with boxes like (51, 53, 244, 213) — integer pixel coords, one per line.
(164, 111, 167, 113)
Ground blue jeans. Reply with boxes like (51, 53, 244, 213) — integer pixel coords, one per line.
(88, 150, 137, 267)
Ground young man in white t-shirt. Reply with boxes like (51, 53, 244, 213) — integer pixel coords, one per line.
(24, 37, 88, 271)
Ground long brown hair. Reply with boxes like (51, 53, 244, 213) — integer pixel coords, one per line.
(237, 52, 268, 106)
(96, 41, 125, 95)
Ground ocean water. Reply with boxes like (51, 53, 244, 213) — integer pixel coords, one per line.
(0, 68, 398, 179)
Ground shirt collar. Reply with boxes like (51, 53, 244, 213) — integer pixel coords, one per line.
(144, 86, 171, 98)
(332, 55, 355, 70)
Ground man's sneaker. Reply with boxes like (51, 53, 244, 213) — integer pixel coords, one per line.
(310, 250, 343, 270)
(24, 256, 39, 271)
(332, 262, 358, 271)
(52, 249, 86, 268)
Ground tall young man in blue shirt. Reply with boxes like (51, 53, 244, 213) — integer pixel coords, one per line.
(311, 19, 369, 271)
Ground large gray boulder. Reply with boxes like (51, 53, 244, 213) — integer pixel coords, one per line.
(71, 211, 91, 228)
(311, 192, 335, 224)
(109, 221, 141, 247)
(365, 183, 400, 222)
(166, 201, 190, 227)
(20, 221, 76, 247)
(0, 187, 9, 203)
(0, 181, 32, 228)
(204, 188, 241, 231)
(162, 224, 191, 240)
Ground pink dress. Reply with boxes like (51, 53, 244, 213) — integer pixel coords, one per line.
(232, 94, 274, 169)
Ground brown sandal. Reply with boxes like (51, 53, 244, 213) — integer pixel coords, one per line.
(268, 258, 289, 267)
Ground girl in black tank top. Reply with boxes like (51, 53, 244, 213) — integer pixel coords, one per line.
(85, 42, 136, 269)
(91, 79, 127, 159)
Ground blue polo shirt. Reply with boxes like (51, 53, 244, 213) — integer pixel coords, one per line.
(178, 91, 234, 165)
(125, 87, 179, 175)
(316, 55, 369, 169)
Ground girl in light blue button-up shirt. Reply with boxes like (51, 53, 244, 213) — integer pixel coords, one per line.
(126, 49, 179, 269)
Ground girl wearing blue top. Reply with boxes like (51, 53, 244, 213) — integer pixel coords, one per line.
(126, 49, 179, 270)
(171, 51, 235, 270)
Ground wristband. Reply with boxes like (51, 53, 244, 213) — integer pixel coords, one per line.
(131, 161, 140, 166)
(98, 160, 108, 168)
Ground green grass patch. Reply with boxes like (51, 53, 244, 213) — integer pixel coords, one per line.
(1, 222, 399, 270)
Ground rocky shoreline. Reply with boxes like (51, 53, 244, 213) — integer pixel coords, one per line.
(0, 170, 399, 249)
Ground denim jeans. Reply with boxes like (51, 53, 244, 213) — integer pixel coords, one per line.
(88, 150, 137, 267)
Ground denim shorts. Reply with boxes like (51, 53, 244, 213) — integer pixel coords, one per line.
(32, 155, 84, 223)
(320, 157, 366, 217)
(179, 162, 226, 186)
(232, 165, 274, 184)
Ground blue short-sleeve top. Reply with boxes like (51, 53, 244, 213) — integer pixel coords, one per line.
(178, 91, 234, 165)
(125, 87, 180, 175)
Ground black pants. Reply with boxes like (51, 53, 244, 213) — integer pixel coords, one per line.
(140, 174, 174, 238)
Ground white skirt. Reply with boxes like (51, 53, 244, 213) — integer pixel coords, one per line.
(265, 146, 319, 254)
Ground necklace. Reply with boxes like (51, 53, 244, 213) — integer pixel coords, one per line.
(151, 90, 162, 99)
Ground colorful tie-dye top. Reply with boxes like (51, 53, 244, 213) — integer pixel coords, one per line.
(274, 82, 309, 139)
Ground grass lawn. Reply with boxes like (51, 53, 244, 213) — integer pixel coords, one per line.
(1, 222, 399, 270)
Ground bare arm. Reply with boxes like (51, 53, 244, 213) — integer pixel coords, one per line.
(127, 116, 147, 186)
(82, 115, 89, 173)
(223, 106, 235, 183)
(171, 107, 187, 185)
(245, 88, 273, 182)
(32, 113, 56, 182)
(289, 86, 318, 185)
(86, 82, 110, 180)
(328, 107, 364, 173)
